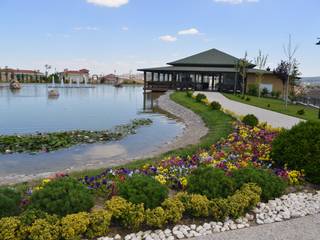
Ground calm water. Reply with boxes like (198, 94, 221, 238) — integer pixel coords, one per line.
(0, 84, 184, 178)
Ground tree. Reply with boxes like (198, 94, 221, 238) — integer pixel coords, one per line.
(236, 52, 252, 96)
(254, 50, 268, 98)
(283, 35, 298, 108)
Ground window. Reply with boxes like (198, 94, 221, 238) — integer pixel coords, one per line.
(260, 84, 273, 92)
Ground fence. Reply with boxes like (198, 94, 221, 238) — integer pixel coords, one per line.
(296, 96, 320, 108)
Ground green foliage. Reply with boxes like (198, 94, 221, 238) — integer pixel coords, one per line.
(211, 101, 222, 110)
(104, 196, 144, 230)
(231, 168, 286, 202)
(145, 207, 167, 228)
(195, 93, 207, 102)
(248, 83, 259, 96)
(242, 114, 259, 127)
(61, 212, 90, 240)
(161, 197, 185, 224)
(186, 194, 210, 218)
(28, 218, 60, 240)
(86, 211, 112, 239)
(0, 187, 21, 217)
(245, 97, 251, 101)
(29, 177, 94, 216)
(271, 121, 320, 184)
(209, 199, 229, 221)
(187, 167, 235, 199)
(118, 174, 168, 209)
(186, 91, 193, 98)
(297, 109, 305, 115)
(261, 88, 269, 97)
(0, 217, 23, 240)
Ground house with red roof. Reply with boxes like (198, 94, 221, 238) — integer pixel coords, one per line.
(0, 67, 45, 82)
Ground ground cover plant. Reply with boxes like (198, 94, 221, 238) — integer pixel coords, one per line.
(0, 118, 152, 154)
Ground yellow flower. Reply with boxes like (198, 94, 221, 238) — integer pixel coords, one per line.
(180, 177, 188, 188)
(155, 175, 166, 185)
(42, 179, 51, 184)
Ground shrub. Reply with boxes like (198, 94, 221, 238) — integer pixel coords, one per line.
(267, 104, 271, 108)
(86, 211, 112, 239)
(187, 194, 210, 217)
(195, 93, 207, 102)
(231, 168, 286, 202)
(248, 84, 258, 96)
(211, 101, 221, 110)
(105, 197, 144, 230)
(187, 167, 235, 199)
(209, 199, 229, 221)
(161, 197, 185, 224)
(118, 174, 168, 209)
(186, 91, 193, 98)
(242, 114, 259, 127)
(297, 109, 305, 115)
(226, 183, 261, 219)
(145, 207, 167, 228)
(29, 177, 94, 216)
(61, 212, 90, 240)
(245, 97, 251, 101)
(19, 209, 48, 226)
(28, 219, 60, 240)
(271, 121, 320, 184)
(0, 187, 21, 217)
(0, 217, 23, 240)
(261, 88, 269, 97)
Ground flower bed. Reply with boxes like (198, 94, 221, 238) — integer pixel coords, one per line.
(0, 119, 152, 154)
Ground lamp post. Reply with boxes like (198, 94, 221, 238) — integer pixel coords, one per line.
(316, 38, 320, 118)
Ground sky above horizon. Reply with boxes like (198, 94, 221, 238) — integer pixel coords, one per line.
(0, 0, 319, 77)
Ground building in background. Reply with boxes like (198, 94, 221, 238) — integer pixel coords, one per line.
(58, 69, 90, 85)
(0, 67, 45, 82)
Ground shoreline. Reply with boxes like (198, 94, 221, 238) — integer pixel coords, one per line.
(0, 91, 208, 185)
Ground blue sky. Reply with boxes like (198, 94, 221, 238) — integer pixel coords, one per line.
(0, 0, 319, 76)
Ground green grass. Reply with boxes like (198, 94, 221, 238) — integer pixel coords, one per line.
(70, 92, 234, 178)
(224, 93, 320, 122)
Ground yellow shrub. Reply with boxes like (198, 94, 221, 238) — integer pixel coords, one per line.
(61, 212, 90, 240)
(240, 183, 261, 207)
(28, 219, 60, 240)
(122, 203, 145, 230)
(104, 196, 131, 219)
(145, 207, 167, 228)
(0, 217, 23, 240)
(209, 198, 229, 221)
(161, 197, 185, 223)
(86, 211, 112, 239)
(188, 194, 210, 217)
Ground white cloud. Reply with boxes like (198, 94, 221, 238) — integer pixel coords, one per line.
(74, 26, 100, 31)
(122, 26, 129, 31)
(214, 0, 259, 4)
(178, 28, 200, 35)
(159, 35, 177, 42)
(86, 0, 129, 8)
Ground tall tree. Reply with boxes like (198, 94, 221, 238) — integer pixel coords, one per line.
(254, 50, 268, 98)
(283, 35, 298, 108)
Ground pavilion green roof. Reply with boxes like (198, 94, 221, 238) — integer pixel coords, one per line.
(168, 48, 255, 67)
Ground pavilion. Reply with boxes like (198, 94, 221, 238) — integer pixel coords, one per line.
(138, 48, 284, 95)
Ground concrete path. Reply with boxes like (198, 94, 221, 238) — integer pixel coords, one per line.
(197, 92, 302, 129)
(191, 214, 320, 240)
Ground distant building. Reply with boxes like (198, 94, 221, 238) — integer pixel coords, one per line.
(100, 74, 117, 84)
(0, 67, 45, 82)
(58, 69, 90, 84)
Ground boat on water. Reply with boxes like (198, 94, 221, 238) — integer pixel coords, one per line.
(114, 77, 123, 88)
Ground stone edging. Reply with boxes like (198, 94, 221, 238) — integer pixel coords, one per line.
(98, 191, 320, 240)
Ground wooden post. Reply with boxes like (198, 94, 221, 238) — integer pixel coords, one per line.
(144, 71, 147, 93)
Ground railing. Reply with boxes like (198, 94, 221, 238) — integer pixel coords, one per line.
(296, 96, 320, 108)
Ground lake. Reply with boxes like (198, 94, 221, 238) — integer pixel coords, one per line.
(0, 84, 184, 180)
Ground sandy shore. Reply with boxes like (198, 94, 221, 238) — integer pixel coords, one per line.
(0, 91, 208, 185)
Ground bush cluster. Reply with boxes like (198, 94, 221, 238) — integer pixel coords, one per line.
(231, 168, 287, 202)
(195, 93, 207, 102)
(248, 84, 259, 96)
(186, 91, 193, 98)
(29, 177, 94, 216)
(117, 174, 169, 209)
(0, 187, 21, 218)
(211, 101, 222, 110)
(187, 167, 235, 199)
(242, 114, 259, 127)
(271, 121, 320, 184)
(297, 109, 305, 115)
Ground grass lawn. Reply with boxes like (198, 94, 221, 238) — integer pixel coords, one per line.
(224, 93, 320, 122)
(70, 91, 234, 178)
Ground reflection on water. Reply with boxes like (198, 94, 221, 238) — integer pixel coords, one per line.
(0, 84, 184, 177)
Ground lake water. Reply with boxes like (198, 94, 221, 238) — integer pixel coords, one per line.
(0, 84, 184, 179)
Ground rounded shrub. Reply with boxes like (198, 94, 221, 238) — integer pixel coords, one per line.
(118, 174, 168, 209)
(187, 167, 235, 199)
(186, 91, 193, 98)
(0, 187, 21, 217)
(145, 207, 167, 228)
(211, 101, 221, 110)
(231, 168, 286, 202)
(242, 114, 259, 127)
(195, 93, 207, 102)
(271, 121, 320, 184)
(161, 197, 185, 224)
(297, 109, 305, 115)
(29, 177, 94, 216)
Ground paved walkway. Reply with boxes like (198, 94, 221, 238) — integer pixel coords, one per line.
(191, 214, 320, 240)
(197, 92, 302, 129)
